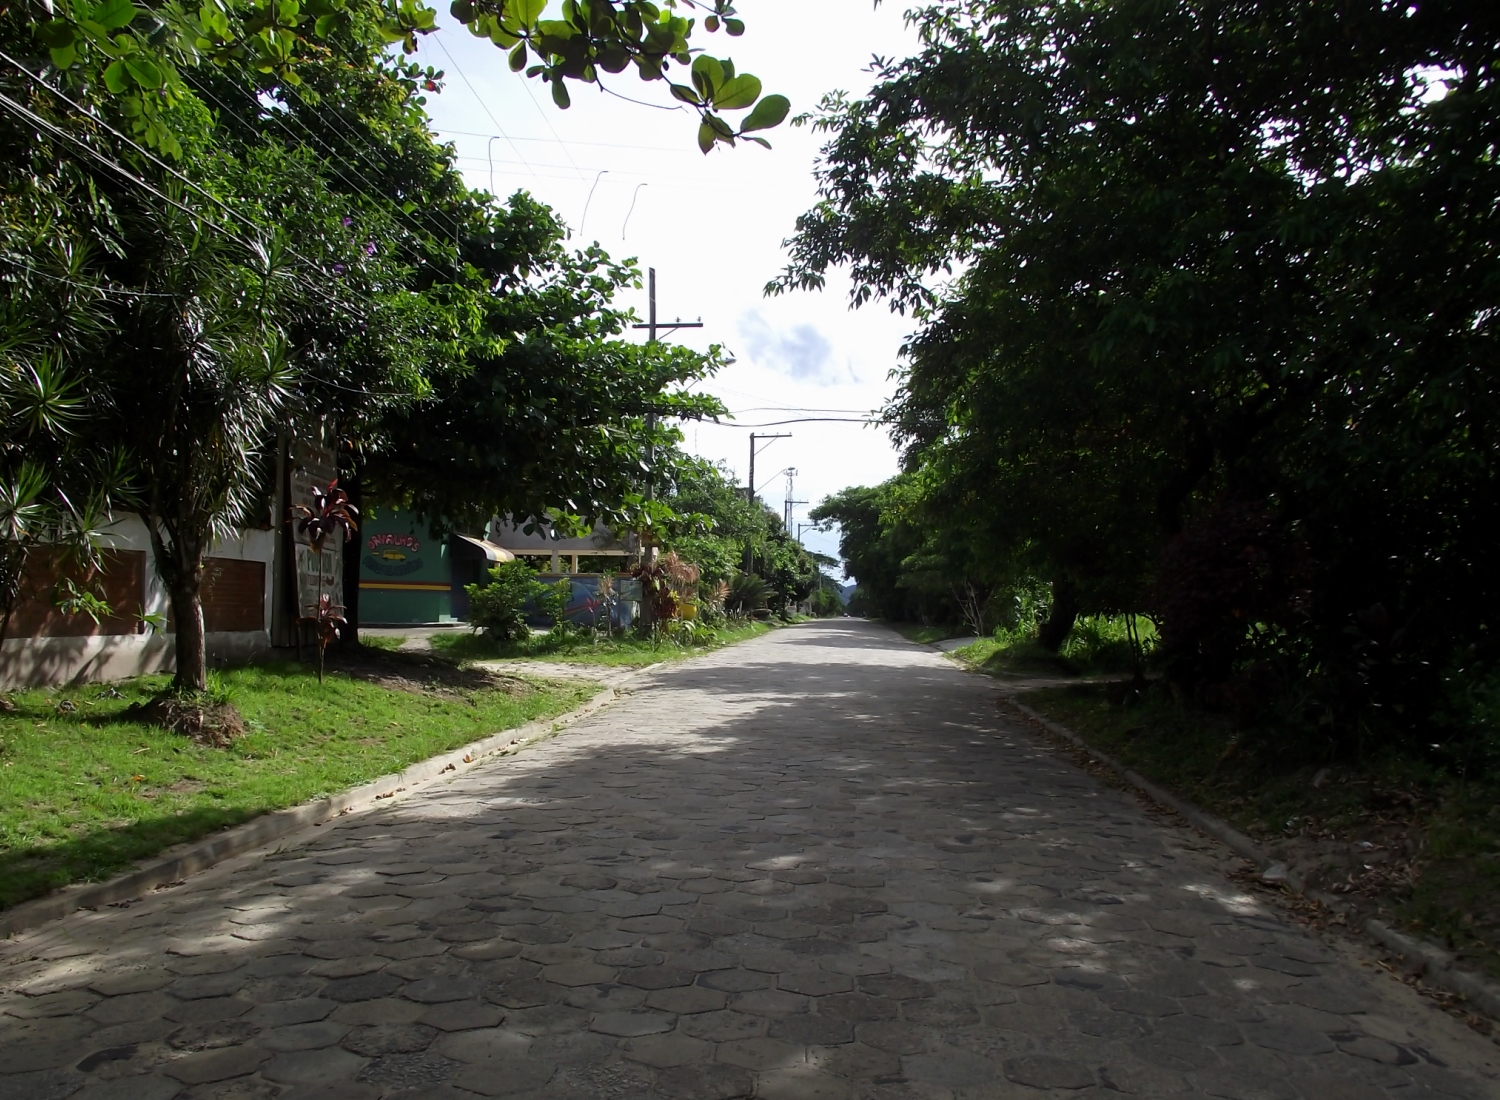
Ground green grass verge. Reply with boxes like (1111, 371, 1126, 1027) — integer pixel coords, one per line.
(355, 634, 407, 652)
(950, 616, 1152, 678)
(890, 623, 956, 646)
(430, 620, 773, 667)
(0, 664, 593, 910)
(1021, 681, 1500, 979)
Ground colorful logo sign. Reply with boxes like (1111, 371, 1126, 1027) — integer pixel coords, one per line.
(364, 533, 424, 577)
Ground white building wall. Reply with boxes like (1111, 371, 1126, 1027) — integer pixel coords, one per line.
(0, 516, 278, 690)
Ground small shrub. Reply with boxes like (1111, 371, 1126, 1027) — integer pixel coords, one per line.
(466, 560, 557, 642)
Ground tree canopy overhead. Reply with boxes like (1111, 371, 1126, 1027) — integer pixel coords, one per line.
(790, 1, 1500, 746)
(25, 0, 788, 156)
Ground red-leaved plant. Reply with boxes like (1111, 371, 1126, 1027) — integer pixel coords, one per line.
(289, 479, 359, 683)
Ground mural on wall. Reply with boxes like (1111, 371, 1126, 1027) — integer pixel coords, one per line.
(364, 534, 424, 577)
(288, 436, 343, 618)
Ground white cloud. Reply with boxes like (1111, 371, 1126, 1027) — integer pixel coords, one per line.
(738, 311, 837, 384)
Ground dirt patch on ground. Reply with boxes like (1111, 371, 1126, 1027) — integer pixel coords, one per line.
(316, 641, 534, 700)
(126, 696, 246, 747)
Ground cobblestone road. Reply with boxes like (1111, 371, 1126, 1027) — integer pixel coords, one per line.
(3, 621, 1498, 1099)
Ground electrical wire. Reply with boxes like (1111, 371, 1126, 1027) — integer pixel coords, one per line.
(0, 90, 233, 237)
(715, 417, 879, 427)
(428, 126, 684, 154)
(0, 254, 185, 298)
(0, 55, 346, 310)
(430, 37, 538, 179)
(185, 73, 456, 244)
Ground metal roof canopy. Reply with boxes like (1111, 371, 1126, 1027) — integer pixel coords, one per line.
(451, 534, 516, 562)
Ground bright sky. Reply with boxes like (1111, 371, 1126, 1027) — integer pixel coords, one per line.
(409, 1, 923, 567)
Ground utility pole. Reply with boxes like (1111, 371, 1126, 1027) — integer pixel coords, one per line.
(782, 468, 806, 531)
(630, 268, 702, 566)
(746, 432, 791, 573)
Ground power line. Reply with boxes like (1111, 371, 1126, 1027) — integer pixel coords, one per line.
(0, 90, 233, 239)
(430, 37, 538, 180)
(427, 127, 686, 154)
(718, 417, 879, 427)
(0, 54, 345, 310)
(185, 72, 456, 244)
(0, 254, 184, 298)
(728, 406, 876, 414)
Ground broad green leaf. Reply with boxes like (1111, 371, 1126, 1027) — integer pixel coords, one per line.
(551, 77, 570, 108)
(449, 0, 473, 20)
(697, 120, 715, 154)
(713, 73, 760, 111)
(49, 42, 77, 68)
(691, 54, 724, 93)
(739, 93, 788, 133)
(598, 45, 628, 73)
(91, 0, 138, 31)
(704, 14, 717, 31)
(508, 41, 527, 71)
(725, 17, 743, 35)
(124, 57, 162, 88)
(514, 0, 546, 24)
(102, 59, 129, 93)
(314, 13, 337, 34)
(668, 82, 700, 105)
(37, 20, 76, 47)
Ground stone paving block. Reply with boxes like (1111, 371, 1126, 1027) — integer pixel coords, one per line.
(83, 992, 175, 1028)
(331, 997, 426, 1026)
(619, 1030, 713, 1068)
(450, 1054, 555, 1096)
(589, 1009, 676, 1037)
(617, 966, 697, 991)
(259, 1020, 352, 1052)
(655, 1062, 754, 1099)
(779, 971, 854, 997)
(163, 995, 254, 1024)
(88, 972, 174, 997)
(539, 961, 616, 987)
(70, 1074, 184, 1100)
(417, 1000, 505, 1032)
(903, 1048, 1001, 1088)
(715, 1035, 803, 1070)
(161, 1045, 269, 1084)
(261, 1047, 368, 1086)
(646, 985, 729, 1015)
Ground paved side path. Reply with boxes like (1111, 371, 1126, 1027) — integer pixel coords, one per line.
(3, 622, 1497, 1099)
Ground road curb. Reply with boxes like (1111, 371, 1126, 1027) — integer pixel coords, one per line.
(1006, 696, 1500, 1020)
(0, 685, 623, 940)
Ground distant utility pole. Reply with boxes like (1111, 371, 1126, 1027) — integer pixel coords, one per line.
(630, 268, 702, 563)
(746, 432, 790, 573)
(797, 522, 818, 544)
(783, 470, 806, 531)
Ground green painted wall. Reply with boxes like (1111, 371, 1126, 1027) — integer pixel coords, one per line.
(358, 511, 453, 624)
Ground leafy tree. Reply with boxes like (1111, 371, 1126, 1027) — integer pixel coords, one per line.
(657, 458, 824, 615)
(26, 0, 787, 156)
(2, 0, 731, 698)
(782, 1, 1500, 741)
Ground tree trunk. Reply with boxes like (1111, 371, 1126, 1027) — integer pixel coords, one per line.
(1037, 576, 1079, 653)
(144, 512, 209, 693)
(169, 576, 208, 692)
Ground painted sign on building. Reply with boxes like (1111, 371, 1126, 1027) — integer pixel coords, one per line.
(363, 533, 424, 577)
